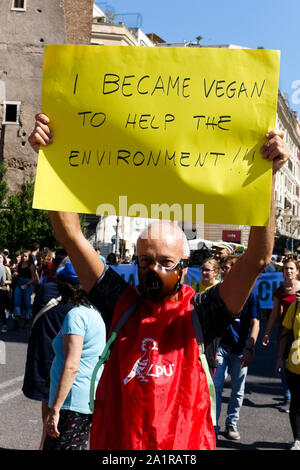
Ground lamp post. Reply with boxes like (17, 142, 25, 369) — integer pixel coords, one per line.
(290, 216, 300, 254)
(115, 216, 120, 256)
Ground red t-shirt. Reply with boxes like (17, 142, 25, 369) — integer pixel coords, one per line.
(90, 284, 216, 450)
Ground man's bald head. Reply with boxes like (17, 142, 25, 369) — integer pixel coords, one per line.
(137, 221, 190, 259)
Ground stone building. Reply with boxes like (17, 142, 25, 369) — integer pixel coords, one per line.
(0, 0, 93, 192)
(274, 92, 300, 254)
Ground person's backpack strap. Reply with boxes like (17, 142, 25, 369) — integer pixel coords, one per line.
(89, 298, 141, 412)
(191, 302, 216, 426)
(31, 296, 62, 329)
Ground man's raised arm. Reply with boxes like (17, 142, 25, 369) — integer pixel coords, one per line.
(48, 211, 104, 293)
(219, 130, 290, 315)
(29, 114, 104, 293)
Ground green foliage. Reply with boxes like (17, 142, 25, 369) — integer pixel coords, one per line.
(0, 178, 57, 253)
(0, 163, 8, 207)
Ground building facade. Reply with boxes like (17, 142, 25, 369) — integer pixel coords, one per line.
(274, 92, 300, 254)
(0, 0, 93, 192)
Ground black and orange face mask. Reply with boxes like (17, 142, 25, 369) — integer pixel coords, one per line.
(136, 258, 189, 301)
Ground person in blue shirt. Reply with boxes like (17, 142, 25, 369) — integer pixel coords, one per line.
(213, 255, 261, 441)
(22, 277, 72, 450)
(263, 257, 277, 273)
(43, 261, 106, 451)
(95, 248, 106, 264)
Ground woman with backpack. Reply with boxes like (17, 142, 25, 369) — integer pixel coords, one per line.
(42, 261, 106, 450)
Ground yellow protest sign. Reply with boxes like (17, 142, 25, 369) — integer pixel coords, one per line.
(33, 45, 280, 225)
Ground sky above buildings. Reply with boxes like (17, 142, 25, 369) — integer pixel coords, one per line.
(96, 0, 300, 117)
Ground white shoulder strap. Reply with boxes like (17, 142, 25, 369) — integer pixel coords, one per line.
(31, 296, 62, 329)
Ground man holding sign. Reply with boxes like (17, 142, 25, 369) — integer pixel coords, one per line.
(29, 112, 289, 450)
(28, 40, 288, 451)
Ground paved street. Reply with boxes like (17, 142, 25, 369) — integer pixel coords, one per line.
(216, 318, 292, 450)
(0, 316, 294, 451)
(0, 320, 42, 451)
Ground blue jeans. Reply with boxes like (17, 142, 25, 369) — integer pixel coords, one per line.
(213, 346, 248, 432)
(13, 278, 34, 320)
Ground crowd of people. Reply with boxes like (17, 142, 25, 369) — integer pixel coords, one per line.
(1, 236, 300, 450)
(2, 237, 299, 450)
(0, 244, 126, 333)
(199, 246, 300, 449)
(0, 244, 62, 332)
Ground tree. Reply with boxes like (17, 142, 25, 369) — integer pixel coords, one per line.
(196, 35, 203, 44)
(0, 163, 8, 207)
(0, 178, 57, 252)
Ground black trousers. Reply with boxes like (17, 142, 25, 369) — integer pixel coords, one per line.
(0, 290, 8, 326)
(43, 409, 92, 450)
(286, 369, 300, 440)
